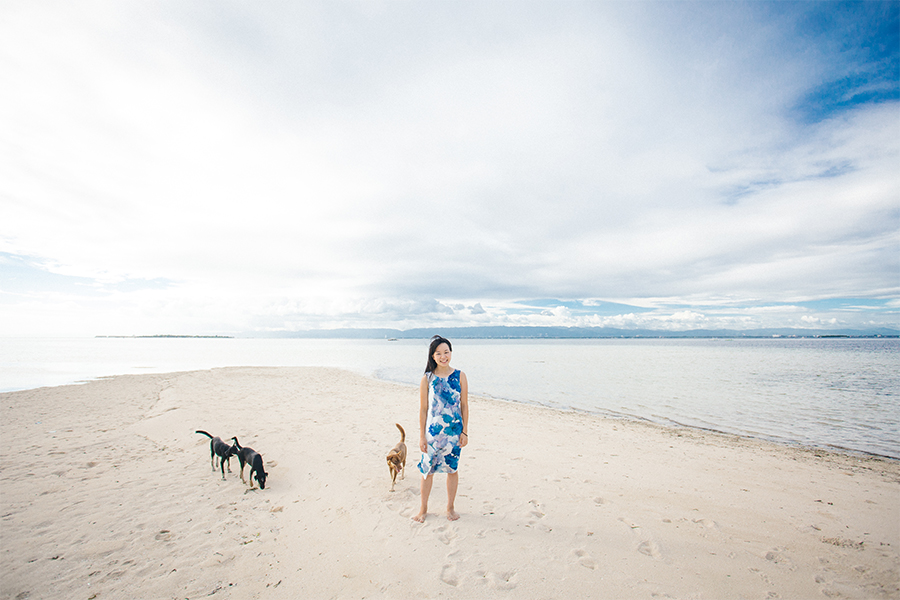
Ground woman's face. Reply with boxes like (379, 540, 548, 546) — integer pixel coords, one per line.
(432, 343, 452, 369)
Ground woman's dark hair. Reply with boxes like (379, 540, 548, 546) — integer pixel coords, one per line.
(425, 335, 452, 373)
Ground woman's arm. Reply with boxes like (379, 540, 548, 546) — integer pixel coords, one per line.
(419, 375, 429, 452)
(459, 371, 469, 447)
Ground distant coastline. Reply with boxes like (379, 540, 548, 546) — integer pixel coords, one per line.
(90, 326, 900, 340)
(95, 335, 234, 339)
(240, 325, 899, 340)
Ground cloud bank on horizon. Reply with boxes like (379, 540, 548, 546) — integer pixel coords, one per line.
(1, 1, 898, 336)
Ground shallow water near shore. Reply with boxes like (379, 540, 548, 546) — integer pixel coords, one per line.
(2, 336, 897, 458)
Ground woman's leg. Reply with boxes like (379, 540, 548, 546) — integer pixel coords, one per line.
(413, 474, 434, 522)
(446, 471, 459, 521)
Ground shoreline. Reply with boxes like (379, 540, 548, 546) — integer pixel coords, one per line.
(468, 391, 900, 463)
(374, 374, 900, 462)
(2, 366, 898, 599)
(3, 337, 896, 460)
(7, 364, 900, 462)
(8, 369, 899, 462)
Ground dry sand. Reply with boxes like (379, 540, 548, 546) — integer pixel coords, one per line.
(1, 367, 897, 599)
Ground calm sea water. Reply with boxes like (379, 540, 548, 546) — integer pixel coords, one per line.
(1, 337, 897, 459)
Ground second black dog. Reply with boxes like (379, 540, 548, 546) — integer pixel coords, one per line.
(232, 437, 267, 490)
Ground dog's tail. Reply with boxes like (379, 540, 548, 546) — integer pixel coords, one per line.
(195, 430, 213, 439)
(231, 436, 242, 449)
(395, 423, 405, 442)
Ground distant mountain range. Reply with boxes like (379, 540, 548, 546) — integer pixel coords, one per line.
(250, 326, 899, 339)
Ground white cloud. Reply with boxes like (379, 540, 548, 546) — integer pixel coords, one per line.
(802, 315, 839, 326)
(1, 2, 897, 335)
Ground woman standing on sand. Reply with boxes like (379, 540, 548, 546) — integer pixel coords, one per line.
(413, 335, 469, 522)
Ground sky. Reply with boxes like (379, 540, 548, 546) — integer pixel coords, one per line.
(1, 1, 898, 336)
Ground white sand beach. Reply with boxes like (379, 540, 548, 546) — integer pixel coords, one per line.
(1, 367, 897, 599)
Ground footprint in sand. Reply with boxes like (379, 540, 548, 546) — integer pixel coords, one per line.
(637, 539, 662, 559)
(441, 563, 459, 586)
(436, 524, 457, 545)
(619, 517, 665, 561)
(749, 567, 774, 585)
(693, 518, 717, 529)
(485, 570, 518, 590)
(525, 499, 545, 524)
(764, 548, 794, 568)
(572, 548, 597, 569)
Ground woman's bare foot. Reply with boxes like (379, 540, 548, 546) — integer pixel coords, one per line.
(447, 509, 460, 521)
(412, 511, 427, 523)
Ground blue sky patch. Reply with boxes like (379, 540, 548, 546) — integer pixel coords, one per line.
(788, 1, 899, 124)
(0, 253, 172, 296)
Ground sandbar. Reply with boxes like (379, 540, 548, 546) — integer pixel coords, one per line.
(1, 367, 897, 599)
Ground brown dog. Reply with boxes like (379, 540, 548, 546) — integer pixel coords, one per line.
(386, 423, 407, 491)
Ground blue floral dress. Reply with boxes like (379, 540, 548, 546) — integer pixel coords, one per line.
(418, 369, 463, 476)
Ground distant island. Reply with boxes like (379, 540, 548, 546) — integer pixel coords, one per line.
(95, 335, 234, 339)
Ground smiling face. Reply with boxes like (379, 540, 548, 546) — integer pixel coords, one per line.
(432, 343, 452, 370)
(425, 336, 453, 373)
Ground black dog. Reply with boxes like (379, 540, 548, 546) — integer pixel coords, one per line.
(232, 437, 267, 490)
(195, 430, 238, 480)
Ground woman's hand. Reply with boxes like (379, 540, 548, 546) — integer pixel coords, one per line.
(459, 432, 468, 447)
(419, 436, 427, 453)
